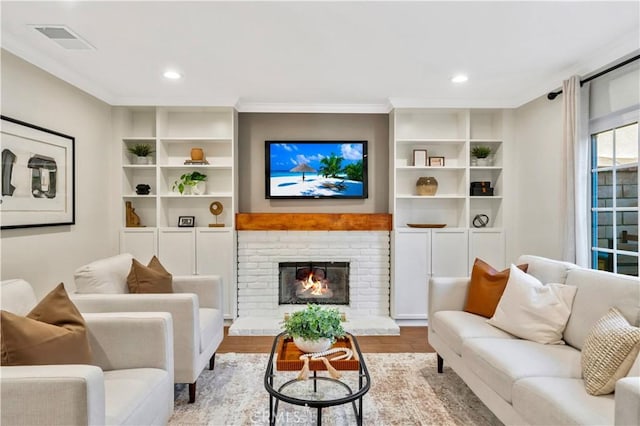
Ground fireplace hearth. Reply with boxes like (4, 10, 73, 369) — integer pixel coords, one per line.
(279, 262, 349, 305)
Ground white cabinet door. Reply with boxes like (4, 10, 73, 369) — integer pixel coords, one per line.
(196, 228, 235, 319)
(469, 229, 505, 270)
(432, 229, 469, 277)
(158, 228, 196, 275)
(120, 228, 157, 262)
(392, 230, 431, 320)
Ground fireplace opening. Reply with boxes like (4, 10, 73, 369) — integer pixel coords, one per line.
(279, 262, 349, 305)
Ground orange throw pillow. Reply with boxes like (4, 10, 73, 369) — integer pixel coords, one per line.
(463, 258, 528, 318)
(1, 283, 93, 366)
(127, 256, 173, 293)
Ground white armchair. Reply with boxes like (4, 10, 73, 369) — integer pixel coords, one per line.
(0, 279, 174, 425)
(71, 253, 224, 403)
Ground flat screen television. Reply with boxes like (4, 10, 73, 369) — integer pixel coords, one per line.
(265, 140, 368, 199)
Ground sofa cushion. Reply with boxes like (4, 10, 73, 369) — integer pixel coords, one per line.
(431, 310, 516, 355)
(74, 253, 133, 294)
(199, 308, 223, 353)
(516, 254, 576, 284)
(462, 338, 582, 403)
(563, 267, 640, 350)
(488, 265, 577, 344)
(127, 257, 173, 294)
(512, 377, 615, 426)
(103, 368, 171, 425)
(582, 307, 640, 395)
(463, 258, 527, 318)
(1, 283, 92, 366)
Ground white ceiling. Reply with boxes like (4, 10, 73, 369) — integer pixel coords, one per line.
(2, 1, 639, 112)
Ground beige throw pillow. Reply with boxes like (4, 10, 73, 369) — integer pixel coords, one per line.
(582, 307, 640, 395)
(127, 256, 173, 293)
(0, 283, 93, 366)
(487, 264, 577, 344)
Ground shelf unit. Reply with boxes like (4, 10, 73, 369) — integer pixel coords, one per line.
(115, 106, 238, 319)
(390, 108, 509, 321)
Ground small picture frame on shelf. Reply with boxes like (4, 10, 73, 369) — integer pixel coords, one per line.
(412, 149, 427, 166)
(178, 216, 195, 227)
(429, 156, 445, 167)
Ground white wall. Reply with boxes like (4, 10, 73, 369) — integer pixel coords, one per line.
(1, 50, 117, 297)
(511, 95, 564, 261)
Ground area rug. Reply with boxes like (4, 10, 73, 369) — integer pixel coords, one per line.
(170, 353, 502, 425)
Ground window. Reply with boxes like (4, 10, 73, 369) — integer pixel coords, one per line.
(591, 121, 639, 276)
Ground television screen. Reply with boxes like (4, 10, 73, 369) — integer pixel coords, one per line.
(265, 141, 368, 199)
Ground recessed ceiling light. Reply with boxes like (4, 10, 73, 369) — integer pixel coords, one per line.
(163, 70, 182, 80)
(451, 74, 469, 84)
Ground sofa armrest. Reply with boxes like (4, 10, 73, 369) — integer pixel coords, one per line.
(173, 274, 223, 310)
(83, 312, 173, 378)
(428, 277, 470, 321)
(615, 377, 640, 426)
(0, 365, 105, 426)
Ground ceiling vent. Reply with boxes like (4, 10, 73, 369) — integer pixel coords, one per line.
(31, 25, 94, 50)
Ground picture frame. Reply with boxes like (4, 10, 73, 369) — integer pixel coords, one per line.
(412, 149, 427, 167)
(178, 215, 195, 227)
(1, 116, 75, 229)
(429, 156, 445, 167)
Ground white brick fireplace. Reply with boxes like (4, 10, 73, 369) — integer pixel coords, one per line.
(229, 225, 399, 335)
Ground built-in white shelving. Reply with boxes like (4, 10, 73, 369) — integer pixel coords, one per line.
(115, 106, 238, 319)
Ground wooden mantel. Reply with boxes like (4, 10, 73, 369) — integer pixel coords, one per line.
(236, 213, 392, 231)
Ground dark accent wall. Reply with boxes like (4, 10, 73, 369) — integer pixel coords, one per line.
(237, 113, 389, 213)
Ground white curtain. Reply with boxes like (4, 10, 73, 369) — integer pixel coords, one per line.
(562, 76, 590, 266)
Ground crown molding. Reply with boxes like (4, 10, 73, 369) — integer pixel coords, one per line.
(235, 101, 393, 114)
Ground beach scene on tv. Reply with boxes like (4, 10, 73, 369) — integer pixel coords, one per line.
(268, 142, 366, 198)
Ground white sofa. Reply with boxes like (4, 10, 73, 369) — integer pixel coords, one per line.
(71, 253, 224, 403)
(0, 279, 174, 425)
(428, 255, 640, 425)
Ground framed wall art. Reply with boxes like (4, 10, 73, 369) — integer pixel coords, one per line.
(1, 116, 75, 229)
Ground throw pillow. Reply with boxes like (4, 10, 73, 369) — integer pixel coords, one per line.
(487, 264, 577, 344)
(463, 258, 528, 318)
(74, 253, 134, 293)
(127, 256, 173, 293)
(0, 283, 92, 366)
(582, 307, 640, 395)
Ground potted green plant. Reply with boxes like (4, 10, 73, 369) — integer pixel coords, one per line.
(127, 143, 154, 164)
(282, 304, 346, 353)
(172, 171, 207, 195)
(471, 145, 492, 166)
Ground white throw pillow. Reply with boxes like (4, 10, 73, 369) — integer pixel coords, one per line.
(487, 264, 577, 344)
(73, 253, 133, 294)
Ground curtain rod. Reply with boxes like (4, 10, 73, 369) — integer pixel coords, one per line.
(547, 54, 640, 100)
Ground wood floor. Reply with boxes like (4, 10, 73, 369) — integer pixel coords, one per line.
(218, 326, 435, 353)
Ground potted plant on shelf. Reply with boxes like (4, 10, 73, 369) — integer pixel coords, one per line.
(127, 143, 154, 164)
(471, 145, 492, 166)
(172, 171, 207, 195)
(282, 304, 345, 353)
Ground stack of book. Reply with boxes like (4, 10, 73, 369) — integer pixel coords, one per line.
(184, 159, 209, 165)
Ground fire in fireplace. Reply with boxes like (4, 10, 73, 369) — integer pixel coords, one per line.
(278, 262, 349, 305)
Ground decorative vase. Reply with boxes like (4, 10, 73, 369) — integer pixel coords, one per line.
(135, 156, 148, 165)
(190, 148, 204, 161)
(476, 157, 490, 166)
(416, 177, 438, 196)
(293, 337, 332, 353)
(192, 181, 206, 195)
